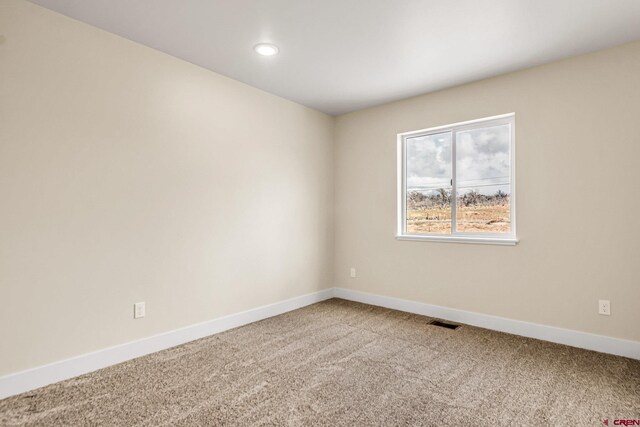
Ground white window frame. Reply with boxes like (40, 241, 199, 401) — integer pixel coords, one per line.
(397, 113, 517, 245)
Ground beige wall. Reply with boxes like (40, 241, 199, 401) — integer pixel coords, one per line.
(334, 41, 640, 343)
(0, 0, 334, 376)
(2, 0, 639, 380)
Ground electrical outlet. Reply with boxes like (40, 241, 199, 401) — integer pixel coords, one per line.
(134, 302, 146, 319)
(350, 268, 356, 278)
(598, 299, 610, 316)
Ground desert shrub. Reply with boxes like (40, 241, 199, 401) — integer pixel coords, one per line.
(408, 189, 509, 209)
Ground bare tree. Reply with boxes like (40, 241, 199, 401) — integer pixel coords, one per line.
(437, 188, 451, 208)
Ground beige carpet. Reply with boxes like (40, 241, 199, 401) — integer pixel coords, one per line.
(1, 299, 639, 426)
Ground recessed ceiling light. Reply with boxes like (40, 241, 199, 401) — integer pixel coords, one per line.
(254, 43, 279, 56)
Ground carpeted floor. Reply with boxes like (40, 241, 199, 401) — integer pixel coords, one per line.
(1, 299, 639, 426)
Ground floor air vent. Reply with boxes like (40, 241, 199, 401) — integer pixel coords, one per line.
(429, 320, 460, 330)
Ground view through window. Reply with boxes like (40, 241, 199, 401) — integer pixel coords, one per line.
(399, 114, 515, 241)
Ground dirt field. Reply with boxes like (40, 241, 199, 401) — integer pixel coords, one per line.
(407, 203, 510, 234)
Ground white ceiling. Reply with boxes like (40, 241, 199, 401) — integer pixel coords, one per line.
(28, 0, 640, 115)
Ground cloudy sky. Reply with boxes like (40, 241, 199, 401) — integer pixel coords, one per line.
(406, 124, 510, 196)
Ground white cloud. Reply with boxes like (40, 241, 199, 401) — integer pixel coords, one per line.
(406, 132, 451, 188)
(407, 125, 510, 195)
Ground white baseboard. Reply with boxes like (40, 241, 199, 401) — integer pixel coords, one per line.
(0, 288, 334, 400)
(3, 286, 638, 400)
(334, 288, 640, 360)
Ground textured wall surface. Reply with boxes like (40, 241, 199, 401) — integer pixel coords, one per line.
(2, 0, 639, 380)
(0, 0, 334, 376)
(334, 41, 640, 342)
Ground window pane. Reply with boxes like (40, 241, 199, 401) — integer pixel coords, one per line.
(456, 124, 511, 233)
(406, 132, 452, 234)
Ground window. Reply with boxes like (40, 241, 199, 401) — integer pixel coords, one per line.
(397, 113, 516, 245)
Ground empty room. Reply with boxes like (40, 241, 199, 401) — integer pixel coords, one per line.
(1, 0, 639, 425)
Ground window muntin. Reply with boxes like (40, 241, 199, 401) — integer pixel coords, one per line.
(398, 114, 515, 243)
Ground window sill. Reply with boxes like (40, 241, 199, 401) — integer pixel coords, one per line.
(396, 234, 518, 246)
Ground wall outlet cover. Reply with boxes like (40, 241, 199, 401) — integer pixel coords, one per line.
(598, 299, 610, 316)
(134, 302, 146, 319)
